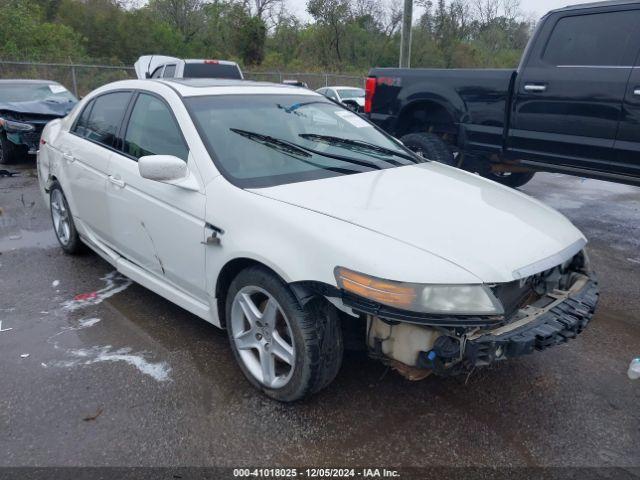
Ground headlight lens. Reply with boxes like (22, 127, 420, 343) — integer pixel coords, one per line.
(0, 118, 35, 132)
(335, 267, 504, 315)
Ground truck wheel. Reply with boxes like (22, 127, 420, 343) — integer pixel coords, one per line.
(226, 266, 343, 402)
(482, 171, 536, 188)
(400, 132, 455, 166)
(0, 132, 24, 164)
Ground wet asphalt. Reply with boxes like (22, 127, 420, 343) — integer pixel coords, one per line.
(0, 163, 638, 469)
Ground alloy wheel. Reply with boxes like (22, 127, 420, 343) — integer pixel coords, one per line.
(230, 286, 295, 389)
(50, 189, 71, 246)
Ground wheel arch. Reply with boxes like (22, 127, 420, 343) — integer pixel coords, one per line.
(395, 99, 459, 140)
(214, 257, 339, 329)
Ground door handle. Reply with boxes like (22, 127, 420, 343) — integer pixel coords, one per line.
(62, 152, 75, 163)
(524, 84, 547, 93)
(108, 175, 126, 188)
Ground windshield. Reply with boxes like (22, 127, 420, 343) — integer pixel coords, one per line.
(185, 94, 420, 188)
(337, 88, 364, 99)
(0, 83, 76, 103)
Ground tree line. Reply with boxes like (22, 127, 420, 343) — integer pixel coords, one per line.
(0, 0, 536, 73)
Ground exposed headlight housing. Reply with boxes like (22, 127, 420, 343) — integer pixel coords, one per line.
(0, 118, 35, 132)
(334, 267, 504, 316)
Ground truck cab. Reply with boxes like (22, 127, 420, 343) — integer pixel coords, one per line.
(366, 0, 640, 188)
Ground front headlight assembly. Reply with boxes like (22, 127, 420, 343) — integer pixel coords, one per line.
(335, 266, 504, 316)
(0, 118, 35, 132)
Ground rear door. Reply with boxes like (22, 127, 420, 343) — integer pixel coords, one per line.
(55, 91, 132, 244)
(106, 91, 208, 301)
(509, 7, 640, 173)
(614, 39, 640, 179)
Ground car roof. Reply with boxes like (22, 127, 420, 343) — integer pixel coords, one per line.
(0, 79, 62, 85)
(94, 78, 320, 98)
(550, 0, 640, 13)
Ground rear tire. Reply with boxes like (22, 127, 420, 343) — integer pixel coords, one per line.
(49, 182, 83, 254)
(0, 132, 25, 164)
(226, 266, 343, 402)
(481, 170, 536, 188)
(400, 132, 455, 166)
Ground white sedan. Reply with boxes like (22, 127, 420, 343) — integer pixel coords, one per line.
(316, 86, 365, 111)
(37, 79, 598, 401)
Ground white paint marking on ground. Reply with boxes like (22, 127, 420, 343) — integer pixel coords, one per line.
(56, 346, 171, 382)
(20, 353, 29, 358)
(52, 280, 60, 287)
(78, 318, 101, 328)
(0, 321, 12, 333)
(61, 271, 132, 311)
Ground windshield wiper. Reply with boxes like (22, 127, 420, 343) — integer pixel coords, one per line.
(299, 133, 419, 163)
(230, 128, 311, 158)
(230, 128, 383, 170)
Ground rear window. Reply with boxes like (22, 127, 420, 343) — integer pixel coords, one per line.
(183, 63, 242, 79)
(163, 65, 176, 78)
(543, 11, 640, 66)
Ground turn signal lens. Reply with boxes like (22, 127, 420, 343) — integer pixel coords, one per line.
(334, 267, 504, 315)
(335, 267, 417, 308)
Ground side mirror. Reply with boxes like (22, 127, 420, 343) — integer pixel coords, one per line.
(138, 155, 199, 191)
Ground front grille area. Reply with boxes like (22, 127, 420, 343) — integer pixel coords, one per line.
(492, 252, 583, 318)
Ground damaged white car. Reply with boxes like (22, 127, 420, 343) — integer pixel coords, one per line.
(37, 79, 599, 401)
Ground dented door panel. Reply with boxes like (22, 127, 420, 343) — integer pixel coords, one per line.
(106, 152, 208, 302)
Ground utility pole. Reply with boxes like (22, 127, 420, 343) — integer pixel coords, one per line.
(399, 0, 413, 68)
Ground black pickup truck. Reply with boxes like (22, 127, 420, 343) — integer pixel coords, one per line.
(366, 0, 640, 187)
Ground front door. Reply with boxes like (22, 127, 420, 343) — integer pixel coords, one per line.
(509, 8, 640, 173)
(56, 91, 132, 244)
(106, 92, 208, 301)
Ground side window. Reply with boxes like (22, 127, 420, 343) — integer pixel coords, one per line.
(151, 66, 164, 78)
(123, 93, 188, 161)
(83, 92, 131, 147)
(163, 65, 176, 78)
(542, 11, 640, 66)
(72, 100, 94, 137)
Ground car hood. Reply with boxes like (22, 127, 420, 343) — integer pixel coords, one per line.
(250, 163, 586, 283)
(0, 100, 76, 118)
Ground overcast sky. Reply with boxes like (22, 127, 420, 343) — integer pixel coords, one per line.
(284, 0, 575, 23)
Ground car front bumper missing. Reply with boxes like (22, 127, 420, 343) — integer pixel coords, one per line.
(355, 256, 599, 377)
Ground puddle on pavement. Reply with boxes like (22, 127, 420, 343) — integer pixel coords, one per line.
(0, 228, 58, 251)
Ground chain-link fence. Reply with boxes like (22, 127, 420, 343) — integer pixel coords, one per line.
(0, 60, 365, 97)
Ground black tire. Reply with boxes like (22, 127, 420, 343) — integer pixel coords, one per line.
(481, 171, 536, 188)
(0, 132, 25, 164)
(400, 132, 455, 166)
(49, 182, 83, 254)
(226, 266, 343, 402)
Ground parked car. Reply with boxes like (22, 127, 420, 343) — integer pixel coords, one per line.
(134, 55, 243, 80)
(0, 80, 77, 164)
(37, 78, 598, 401)
(366, 0, 640, 188)
(282, 79, 309, 88)
(317, 86, 365, 111)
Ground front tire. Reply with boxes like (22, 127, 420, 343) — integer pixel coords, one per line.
(226, 266, 343, 402)
(400, 132, 455, 166)
(49, 182, 83, 254)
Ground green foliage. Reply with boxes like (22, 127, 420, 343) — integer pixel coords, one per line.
(1, 0, 534, 72)
(0, 0, 84, 61)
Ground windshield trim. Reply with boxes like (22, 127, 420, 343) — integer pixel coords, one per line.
(183, 93, 421, 189)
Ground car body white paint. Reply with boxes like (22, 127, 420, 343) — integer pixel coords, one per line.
(37, 79, 586, 330)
